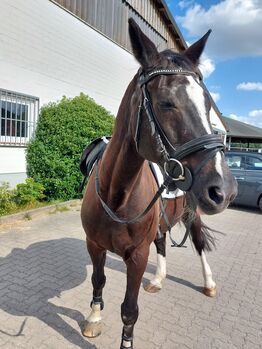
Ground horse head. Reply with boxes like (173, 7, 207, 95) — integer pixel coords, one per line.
(128, 18, 237, 215)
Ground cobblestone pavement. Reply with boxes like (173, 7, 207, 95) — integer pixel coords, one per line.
(0, 203, 261, 349)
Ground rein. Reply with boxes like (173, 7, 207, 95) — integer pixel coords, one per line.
(95, 68, 225, 225)
(95, 162, 174, 225)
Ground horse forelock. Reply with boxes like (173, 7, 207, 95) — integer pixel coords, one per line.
(160, 49, 195, 71)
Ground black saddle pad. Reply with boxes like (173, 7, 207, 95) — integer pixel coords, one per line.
(80, 136, 111, 177)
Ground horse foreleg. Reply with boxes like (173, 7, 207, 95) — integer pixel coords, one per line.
(144, 229, 166, 293)
(120, 245, 149, 349)
(82, 239, 106, 338)
(190, 216, 217, 297)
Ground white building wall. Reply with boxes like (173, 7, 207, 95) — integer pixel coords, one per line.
(0, 148, 27, 187)
(0, 0, 225, 187)
(0, 0, 139, 186)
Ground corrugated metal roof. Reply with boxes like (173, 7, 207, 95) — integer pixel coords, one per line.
(222, 116, 262, 140)
(155, 0, 187, 50)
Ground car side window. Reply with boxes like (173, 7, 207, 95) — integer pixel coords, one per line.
(245, 156, 262, 170)
(226, 155, 244, 169)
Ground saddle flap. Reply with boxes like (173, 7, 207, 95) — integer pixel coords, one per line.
(80, 136, 111, 177)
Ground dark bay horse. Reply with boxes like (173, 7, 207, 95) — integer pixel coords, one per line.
(81, 18, 237, 349)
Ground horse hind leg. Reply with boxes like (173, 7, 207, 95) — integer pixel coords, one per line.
(144, 228, 166, 293)
(82, 240, 106, 338)
(189, 215, 217, 297)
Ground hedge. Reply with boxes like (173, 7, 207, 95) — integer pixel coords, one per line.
(26, 94, 114, 201)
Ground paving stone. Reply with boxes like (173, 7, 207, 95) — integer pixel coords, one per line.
(0, 207, 261, 348)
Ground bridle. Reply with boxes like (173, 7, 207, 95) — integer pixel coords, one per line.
(135, 68, 225, 191)
(95, 68, 225, 225)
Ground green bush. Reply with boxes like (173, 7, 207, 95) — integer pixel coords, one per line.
(0, 182, 17, 216)
(15, 178, 45, 206)
(0, 179, 46, 216)
(26, 94, 114, 201)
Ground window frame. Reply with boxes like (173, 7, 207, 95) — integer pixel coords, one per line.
(0, 89, 39, 147)
(245, 155, 262, 171)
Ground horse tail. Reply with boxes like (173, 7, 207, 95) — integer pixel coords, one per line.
(182, 209, 223, 254)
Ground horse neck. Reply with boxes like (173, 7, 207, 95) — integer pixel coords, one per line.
(99, 75, 145, 206)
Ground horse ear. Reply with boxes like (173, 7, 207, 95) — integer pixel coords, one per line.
(128, 18, 160, 70)
(183, 30, 212, 65)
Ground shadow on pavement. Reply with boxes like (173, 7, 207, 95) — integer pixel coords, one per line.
(0, 238, 96, 349)
(0, 237, 200, 348)
(142, 263, 203, 294)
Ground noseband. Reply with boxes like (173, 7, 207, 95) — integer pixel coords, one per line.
(135, 68, 225, 191)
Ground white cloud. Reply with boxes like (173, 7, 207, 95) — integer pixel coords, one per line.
(249, 109, 262, 117)
(177, 0, 262, 59)
(199, 53, 215, 78)
(210, 92, 220, 102)
(229, 112, 262, 128)
(237, 82, 262, 91)
(178, 0, 194, 9)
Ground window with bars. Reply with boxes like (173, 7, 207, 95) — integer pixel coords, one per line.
(0, 89, 39, 146)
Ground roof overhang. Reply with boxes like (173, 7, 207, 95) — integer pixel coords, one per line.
(154, 0, 187, 51)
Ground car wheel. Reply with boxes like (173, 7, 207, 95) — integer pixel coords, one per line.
(259, 197, 262, 212)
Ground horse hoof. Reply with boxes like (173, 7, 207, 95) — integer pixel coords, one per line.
(203, 286, 216, 297)
(82, 321, 102, 338)
(144, 282, 161, 293)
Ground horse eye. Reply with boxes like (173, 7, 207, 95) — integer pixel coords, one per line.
(158, 101, 176, 110)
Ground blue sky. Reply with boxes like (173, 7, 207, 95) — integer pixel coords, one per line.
(167, 0, 262, 128)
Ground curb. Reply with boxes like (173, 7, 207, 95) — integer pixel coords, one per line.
(0, 199, 81, 226)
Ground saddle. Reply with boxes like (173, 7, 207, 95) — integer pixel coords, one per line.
(79, 136, 182, 195)
(80, 136, 111, 178)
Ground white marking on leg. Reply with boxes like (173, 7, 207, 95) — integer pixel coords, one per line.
(122, 339, 132, 348)
(186, 76, 212, 134)
(150, 254, 166, 288)
(86, 303, 102, 323)
(215, 151, 224, 179)
(200, 251, 216, 289)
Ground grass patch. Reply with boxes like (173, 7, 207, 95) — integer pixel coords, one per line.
(0, 199, 63, 217)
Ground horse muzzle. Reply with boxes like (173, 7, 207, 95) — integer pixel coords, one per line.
(194, 174, 238, 215)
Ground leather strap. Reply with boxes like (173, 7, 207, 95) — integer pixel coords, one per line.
(95, 162, 173, 225)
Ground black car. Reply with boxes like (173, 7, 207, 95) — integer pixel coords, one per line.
(225, 151, 262, 211)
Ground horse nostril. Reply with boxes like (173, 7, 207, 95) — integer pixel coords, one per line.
(208, 186, 224, 205)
